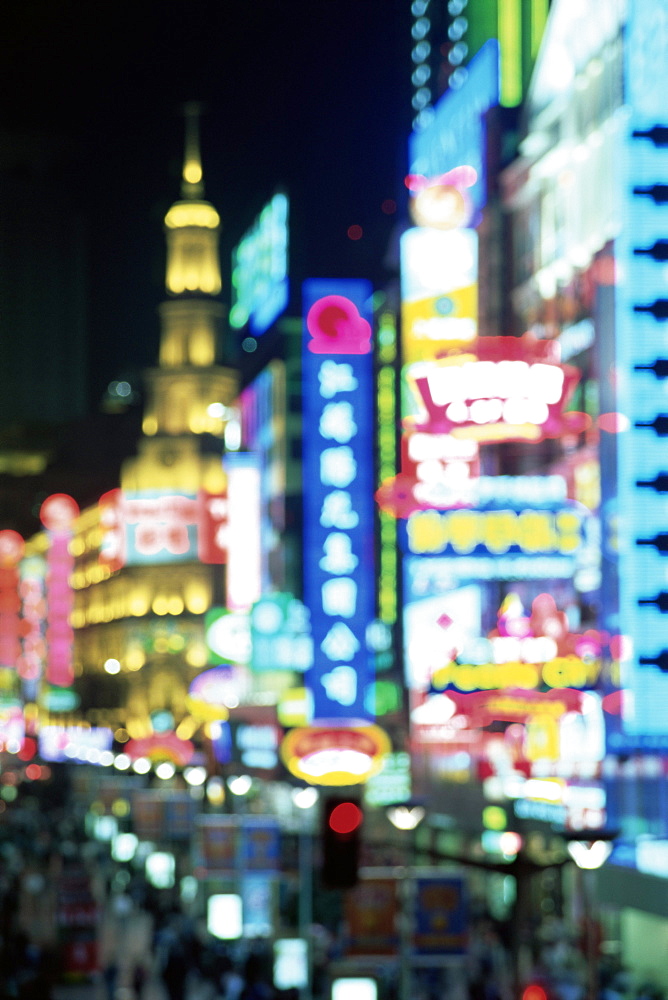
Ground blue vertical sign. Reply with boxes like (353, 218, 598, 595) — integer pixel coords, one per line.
(613, 0, 668, 745)
(302, 279, 376, 722)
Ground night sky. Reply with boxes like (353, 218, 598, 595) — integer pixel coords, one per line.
(2, 1, 412, 401)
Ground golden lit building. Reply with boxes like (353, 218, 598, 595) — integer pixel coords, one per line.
(66, 107, 238, 741)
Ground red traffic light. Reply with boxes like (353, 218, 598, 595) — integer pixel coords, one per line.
(522, 985, 548, 1000)
(328, 801, 363, 835)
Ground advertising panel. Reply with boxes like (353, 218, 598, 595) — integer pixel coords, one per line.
(302, 278, 376, 722)
(225, 453, 262, 611)
(98, 489, 228, 568)
(408, 40, 499, 216)
(611, 0, 668, 744)
(230, 192, 289, 336)
(413, 876, 467, 956)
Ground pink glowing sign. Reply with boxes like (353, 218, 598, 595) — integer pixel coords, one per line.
(0, 530, 24, 670)
(40, 494, 78, 689)
(405, 334, 588, 443)
(306, 294, 372, 355)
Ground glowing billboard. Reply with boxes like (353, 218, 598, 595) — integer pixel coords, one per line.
(400, 227, 478, 363)
(230, 192, 289, 336)
(224, 453, 262, 611)
(40, 494, 78, 689)
(403, 335, 587, 443)
(0, 530, 24, 672)
(302, 278, 376, 722)
(408, 39, 499, 216)
(98, 488, 228, 568)
(612, 0, 668, 744)
(239, 362, 287, 592)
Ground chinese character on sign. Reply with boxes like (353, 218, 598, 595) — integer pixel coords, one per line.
(320, 533, 358, 575)
(321, 622, 360, 661)
(320, 491, 359, 529)
(319, 402, 357, 443)
(318, 360, 359, 398)
(322, 578, 357, 618)
(135, 522, 191, 556)
(320, 447, 357, 488)
(321, 665, 358, 705)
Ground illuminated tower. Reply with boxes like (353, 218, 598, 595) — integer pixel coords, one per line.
(69, 107, 239, 740)
(126, 103, 238, 483)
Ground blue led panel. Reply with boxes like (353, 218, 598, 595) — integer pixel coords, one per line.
(408, 40, 499, 215)
(614, 0, 668, 742)
(302, 279, 376, 722)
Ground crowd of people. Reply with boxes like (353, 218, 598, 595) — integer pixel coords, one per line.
(0, 773, 667, 1000)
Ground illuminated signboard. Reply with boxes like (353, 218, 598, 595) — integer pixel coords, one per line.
(225, 453, 262, 611)
(280, 723, 390, 785)
(0, 531, 24, 671)
(611, 0, 668, 744)
(239, 361, 287, 592)
(250, 593, 313, 672)
(98, 488, 228, 568)
(17, 555, 46, 686)
(39, 725, 113, 763)
(40, 494, 78, 689)
(430, 593, 608, 693)
(408, 39, 500, 216)
(302, 278, 376, 722)
(205, 609, 252, 665)
(401, 504, 586, 558)
(230, 192, 289, 336)
(401, 227, 478, 363)
(376, 313, 399, 629)
(378, 445, 564, 518)
(403, 335, 586, 443)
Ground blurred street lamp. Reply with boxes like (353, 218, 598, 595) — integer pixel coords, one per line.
(386, 804, 426, 831)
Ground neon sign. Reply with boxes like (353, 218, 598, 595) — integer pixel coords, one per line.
(98, 488, 228, 568)
(230, 192, 289, 336)
(403, 505, 584, 557)
(280, 723, 390, 786)
(0, 530, 24, 671)
(404, 335, 587, 442)
(409, 40, 500, 215)
(401, 228, 478, 364)
(302, 279, 376, 723)
(611, 0, 668, 743)
(17, 556, 46, 684)
(225, 453, 262, 611)
(40, 494, 78, 689)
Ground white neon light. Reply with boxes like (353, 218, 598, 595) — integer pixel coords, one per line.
(427, 361, 564, 406)
(226, 457, 262, 611)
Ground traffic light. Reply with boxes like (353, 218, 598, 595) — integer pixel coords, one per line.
(522, 984, 549, 1000)
(321, 796, 363, 889)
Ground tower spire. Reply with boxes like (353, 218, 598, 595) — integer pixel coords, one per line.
(181, 101, 204, 199)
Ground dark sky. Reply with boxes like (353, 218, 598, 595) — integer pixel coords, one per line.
(1, 0, 412, 401)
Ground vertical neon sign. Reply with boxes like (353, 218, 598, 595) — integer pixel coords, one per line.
(40, 494, 79, 689)
(377, 313, 398, 629)
(613, 0, 668, 742)
(0, 531, 24, 672)
(225, 453, 262, 612)
(302, 279, 375, 722)
(18, 555, 46, 689)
